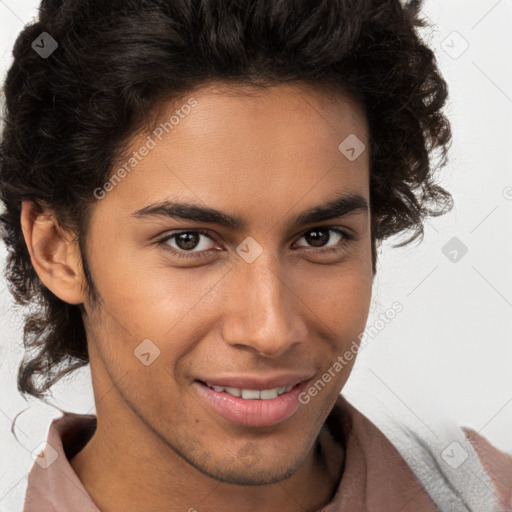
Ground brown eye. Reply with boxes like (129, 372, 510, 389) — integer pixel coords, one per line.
(295, 228, 351, 249)
(157, 230, 218, 259)
(174, 232, 202, 251)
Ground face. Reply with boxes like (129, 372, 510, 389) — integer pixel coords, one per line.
(81, 82, 373, 485)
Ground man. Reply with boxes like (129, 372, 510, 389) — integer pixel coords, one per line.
(1, 0, 510, 511)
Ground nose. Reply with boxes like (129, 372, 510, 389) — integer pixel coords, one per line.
(221, 252, 308, 358)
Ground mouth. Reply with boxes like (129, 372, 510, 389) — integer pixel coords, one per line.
(202, 383, 294, 400)
(193, 376, 312, 428)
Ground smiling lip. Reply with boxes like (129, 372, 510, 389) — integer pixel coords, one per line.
(193, 373, 313, 427)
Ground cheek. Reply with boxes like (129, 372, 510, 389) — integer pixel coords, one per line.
(295, 258, 373, 330)
(90, 242, 223, 341)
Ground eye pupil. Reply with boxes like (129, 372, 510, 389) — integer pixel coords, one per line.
(176, 232, 200, 250)
(305, 229, 329, 247)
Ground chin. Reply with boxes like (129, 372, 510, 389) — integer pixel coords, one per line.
(181, 444, 306, 486)
(200, 461, 300, 486)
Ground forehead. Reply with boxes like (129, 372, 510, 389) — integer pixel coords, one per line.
(150, 81, 369, 152)
(98, 81, 370, 222)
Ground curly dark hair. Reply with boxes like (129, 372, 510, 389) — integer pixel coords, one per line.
(0, 0, 453, 401)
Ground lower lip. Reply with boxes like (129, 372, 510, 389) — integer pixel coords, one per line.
(194, 381, 306, 427)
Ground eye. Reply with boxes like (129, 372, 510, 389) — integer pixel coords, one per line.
(157, 230, 218, 259)
(294, 227, 353, 251)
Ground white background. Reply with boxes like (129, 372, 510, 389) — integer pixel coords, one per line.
(1, 1, 511, 510)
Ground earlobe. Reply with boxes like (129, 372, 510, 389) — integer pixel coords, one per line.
(20, 201, 86, 305)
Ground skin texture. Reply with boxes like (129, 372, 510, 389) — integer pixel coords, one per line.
(20, 82, 374, 512)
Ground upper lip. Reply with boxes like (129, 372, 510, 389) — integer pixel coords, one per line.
(196, 373, 314, 390)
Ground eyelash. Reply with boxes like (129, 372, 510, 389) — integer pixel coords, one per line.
(156, 227, 354, 260)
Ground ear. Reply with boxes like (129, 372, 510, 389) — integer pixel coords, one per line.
(20, 200, 86, 305)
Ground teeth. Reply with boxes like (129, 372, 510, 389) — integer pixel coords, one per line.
(260, 388, 279, 399)
(241, 389, 261, 399)
(207, 384, 293, 399)
(224, 387, 241, 397)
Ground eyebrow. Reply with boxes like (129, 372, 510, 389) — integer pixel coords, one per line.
(130, 193, 369, 231)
